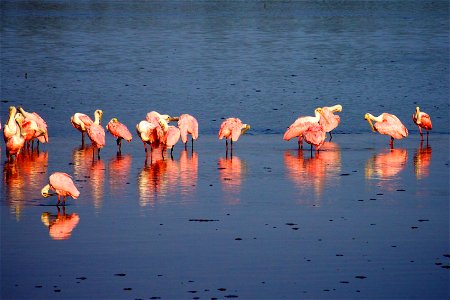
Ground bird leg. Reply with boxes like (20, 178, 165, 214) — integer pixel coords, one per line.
(81, 132, 85, 146)
(184, 142, 187, 151)
(426, 130, 429, 143)
(191, 138, 194, 152)
(297, 136, 303, 149)
(390, 137, 394, 149)
(57, 195, 61, 206)
(97, 148, 101, 159)
(418, 126, 423, 141)
(329, 131, 333, 141)
(170, 146, 174, 160)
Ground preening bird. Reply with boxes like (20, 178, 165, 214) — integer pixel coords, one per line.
(177, 113, 199, 150)
(86, 109, 105, 159)
(106, 118, 132, 152)
(71, 111, 95, 144)
(364, 112, 408, 148)
(18, 106, 48, 145)
(283, 108, 321, 149)
(302, 124, 327, 152)
(317, 104, 342, 140)
(218, 118, 250, 151)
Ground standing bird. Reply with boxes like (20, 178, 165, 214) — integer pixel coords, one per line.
(5, 117, 25, 161)
(136, 120, 162, 153)
(364, 112, 408, 148)
(303, 124, 327, 153)
(177, 113, 199, 150)
(14, 114, 43, 149)
(70, 111, 95, 145)
(41, 172, 80, 206)
(3, 106, 19, 142)
(218, 118, 250, 152)
(86, 109, 105, 159)
(412, 106, 432, 142)
(162, 125, 181, 159)
(283, 108, 322, 149)
(18, 106, 48, 146)
(317, 104, 342, 141)
(106, 118, 132, 153)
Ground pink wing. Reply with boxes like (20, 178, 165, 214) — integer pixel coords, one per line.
(375, 114, 408, 139)
(27, 112, 49, 142)
(79, 114, 94, 127)
(49, 172, 80, 199)
(87, 124, 106, 148)
(165, 126, 180, 147)
(283, 116, 316, 141)
(178, 114, 199, 143)
(419, 113, 432, 130)
(107, 121, 132, 141)
(303, 124, 326, 149)
(219, 118, 242, 140)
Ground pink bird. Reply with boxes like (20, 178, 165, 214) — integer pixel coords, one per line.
(218, 118, 250, 152)
(302, 124, 327, 153)
(41, 172, 80, 205)
(283, 108, 321, 149)
(18, 106, 48, 145)
(412, 106, 432, 141)
(70, 111, 95, 145)
(365, 112, 408, 148)
(146, 111, 171, 128)
(15, 114, 43, 149)
(177, 113, 199, 150)
(136, 120, 163, 153)
(86, 109, 105, 159)
(106, 118, 132, 152)
(318, 104, 342, 140)
(162, 125, 181, 159)
(5, 117, 25, 161)
(3, 106, 18, 142)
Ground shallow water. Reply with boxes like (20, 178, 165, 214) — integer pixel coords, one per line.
(1, 1, 449, 299)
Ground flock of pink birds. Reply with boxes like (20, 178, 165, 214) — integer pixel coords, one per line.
(2, 104, 432, 205)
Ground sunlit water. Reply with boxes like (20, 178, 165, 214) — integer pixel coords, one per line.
(1, 1, 449, 299)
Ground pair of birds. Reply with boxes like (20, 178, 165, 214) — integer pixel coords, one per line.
(283, 105, 432, 150)
(3, 106, 48, 161)
(71, 110, 199, 158)
(283, 104, 343, 151)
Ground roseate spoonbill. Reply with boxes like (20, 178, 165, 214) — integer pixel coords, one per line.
(317, 104, 342, 140)
(364, 112, 408, 148)
(5, 117, 25, 161)
(283, 108, 321, 149)
(41, 172, 80, 205)
(136, 120, 163, 153)
(18, 106, 48, 145)
(86, 109, 105, 159)
(70, 111, 95, 144)
(3, 106, 18, 142)
(412, 106, 432, 141)
(218, 118, 250, 152)
(303, 124, 327, 153)
(146, 111, 171, 129)
(162, 125, 181, 159)
(177, 114, 199, 150)
(14, 114, 44, 149)
(106, 118, 132, 152)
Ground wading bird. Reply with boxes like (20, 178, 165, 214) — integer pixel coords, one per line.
(303, 124, 327, 153)
(283, 108, 322, 149)
(177, 114, 199, 150)
(86, 109, 105, 159)
(70, 111, 96, 145)
(317, 104, 342, 140)
(136, 120, 163, 153)
(3, 106, 19, 142)
(412, 106, 432, 141)
(106, 118, 132, 152)
(364, 112, 408, 148)
(5, 117, 25, 161)
(41, 172, 80, 205)
(218, 118, 250, 152)
(18, 106, 48, 146)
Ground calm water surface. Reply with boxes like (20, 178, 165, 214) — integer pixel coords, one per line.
(1, 1, 449, 299)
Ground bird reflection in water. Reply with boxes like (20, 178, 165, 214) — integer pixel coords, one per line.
(413, 141, 432, 180)
(41, 206, 80, 240)
(108, 153, 132, 195)
(365, 148, 408, 191)
(284, 142, 341, 205)
(218, 155, 246, 205)
(138, 147, 198, 207)
(72, 145, 104, 210)
(2, 150, 48, 220)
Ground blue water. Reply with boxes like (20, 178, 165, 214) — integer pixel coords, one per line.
(1, 1, 449, 299)
(1, 0, 448, 135)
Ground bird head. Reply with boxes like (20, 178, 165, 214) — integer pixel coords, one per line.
(41, 184, 52, 198)
(364, 113, 376, 132)
(241, 124, 251, 135)
(111, 118, 118, 123)
(333, 104, 343, 112)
